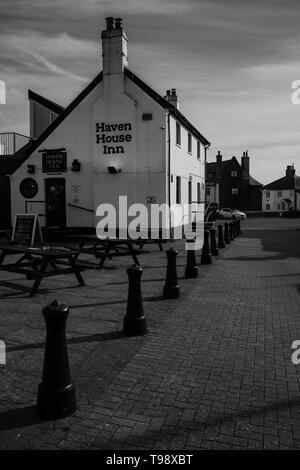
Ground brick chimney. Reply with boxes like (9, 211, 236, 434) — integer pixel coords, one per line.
(216, 150, 222, 164)
(241, 150, 250, 181)
(101, 17, 128, 76)
(216, 151, 222, 182)
(164, 88, 180, 109)
(286, 164, 295, 177)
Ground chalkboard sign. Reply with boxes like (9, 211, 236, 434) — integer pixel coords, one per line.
(42, 151, 67, 173)
(12, 214, 43, 245)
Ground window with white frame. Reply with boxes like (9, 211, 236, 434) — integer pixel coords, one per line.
(188, 133, 192, 154)
(231, 170, 238, 177)
(176, 122, 181, 146)
(176, 176, 181, 204)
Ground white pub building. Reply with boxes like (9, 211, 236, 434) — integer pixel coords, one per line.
(7, 17, 210, 236)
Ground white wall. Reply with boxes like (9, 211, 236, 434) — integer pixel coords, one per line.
(262, 189, 295, 211)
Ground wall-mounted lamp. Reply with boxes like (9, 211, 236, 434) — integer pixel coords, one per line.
(27, 164, 35, 174)
(71, 159, 81, 172)
(107, 166, 121, 174)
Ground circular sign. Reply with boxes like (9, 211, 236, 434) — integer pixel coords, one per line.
(19, 178, 38, 199)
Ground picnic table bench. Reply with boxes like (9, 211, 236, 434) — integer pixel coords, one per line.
(0, 243, 85, 296)
(70, 235, 141, 268)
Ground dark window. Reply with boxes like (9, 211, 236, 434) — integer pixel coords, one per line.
(188, 133, 192, 154)
(176, 122, 181, 146)
(197, 183, 201, 203)
(277, 191, 282, 197)
(266, 203, 270, 210)
(19, 178, 38, 199)
(206, 187, 211, 196)
(197, 141, 200, 159)
(232, 188, 238, 195)
(266, 191, 270, 197)
(176, 176, 181, 204)
(188, 181, 192, 204)
(142, 113, 153, 121)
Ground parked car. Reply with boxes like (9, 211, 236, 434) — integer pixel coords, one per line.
(218, 208, 246, 220)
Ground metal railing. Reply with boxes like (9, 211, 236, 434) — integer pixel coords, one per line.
(0, 132, 32, 155)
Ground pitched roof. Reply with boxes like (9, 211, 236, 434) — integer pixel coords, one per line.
(8, 66, 210, 174)
(8, 71, 103, 174)
(249, 175, 262, 186)
(28, 90, 65, 115)
(124, 68, 210, 147)
(264, 174, 300, 191)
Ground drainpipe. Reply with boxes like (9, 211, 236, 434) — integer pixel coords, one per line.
(167, 112, 171, 238)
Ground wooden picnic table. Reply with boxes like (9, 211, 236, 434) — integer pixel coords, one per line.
(70, 235, 141, 268)
(0, 243, 85, 296)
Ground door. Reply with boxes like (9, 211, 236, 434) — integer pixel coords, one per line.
(45, 178, 66, 227)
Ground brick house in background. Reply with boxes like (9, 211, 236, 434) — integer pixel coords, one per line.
(262, 165, 300, 212)
(206, 150, 262, 211)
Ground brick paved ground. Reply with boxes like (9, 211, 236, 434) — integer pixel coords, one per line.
(0, 218, 300, 450)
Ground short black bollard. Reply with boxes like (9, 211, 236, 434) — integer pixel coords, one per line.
(217, 224, 226, 249)
(229, 222, 234, 241)
(237, 220, 241, 235)
(37, 300, 76, 420)
(234, 220, 239, 237)
(123, 264, 147, 336)
(210, 228, 219, 256)
(201, 230, 212, 265)
(224, 222, 230, 244)
(232, 221, 237, 238)
(163, 248, 180, 298)
(185, 241, 198, 279)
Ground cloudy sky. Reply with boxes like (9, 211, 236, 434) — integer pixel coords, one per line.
(0, 0, 300, 184)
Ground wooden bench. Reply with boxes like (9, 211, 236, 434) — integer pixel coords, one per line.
(0, 244, 85, 296)
(69, 235, 141, 268)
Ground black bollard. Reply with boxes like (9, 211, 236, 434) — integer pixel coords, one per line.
(229, 222, 234, 241)
(210, 228, 219, 256)
(237, 220, 241, 235)
(201, 230, 212, 265)
(224, 222, 230, 244)
(123, 264, 147, 336)
(37, 300, 76, 419)
(185, 241, 198, 279)
(217, 224, 226, 249)
(163, 248, 180, 298)
(234, 220, 239, 237)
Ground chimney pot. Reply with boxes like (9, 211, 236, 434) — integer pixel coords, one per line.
(115, 17, 123, 29)
(105, 17, 114, 31)
(171, 88, 176, 96)
(166, 90, 171, 96)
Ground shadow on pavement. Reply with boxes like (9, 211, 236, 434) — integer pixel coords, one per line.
(0, 405, 42, 431)
(7, 330, 126, 353)
(243, 229, 300, 259)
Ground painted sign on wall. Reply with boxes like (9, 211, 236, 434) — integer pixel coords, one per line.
(42, 150, 67, 173)
(95, 122, 132, 155)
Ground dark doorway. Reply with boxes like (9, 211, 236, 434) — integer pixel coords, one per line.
(45, 178, 66, 227)
(0, 176, 11, 229)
